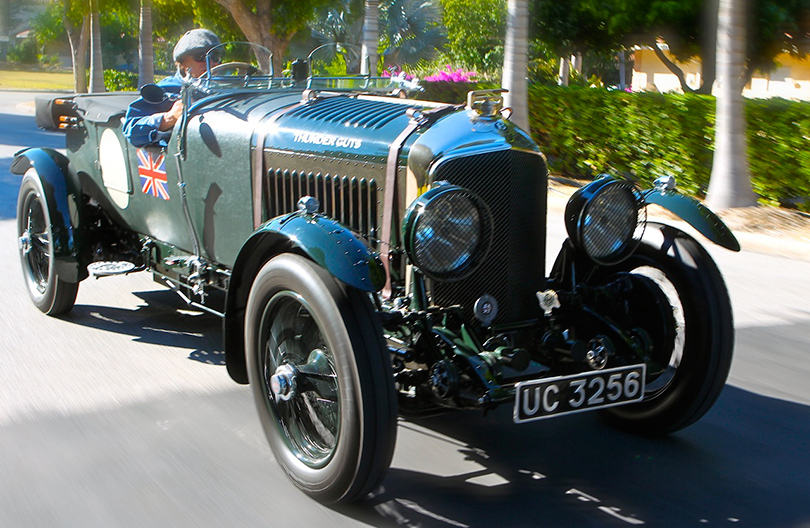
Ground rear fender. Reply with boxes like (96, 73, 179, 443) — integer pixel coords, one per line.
(223, 212, 385, 384)
(12, 148, 86, 282)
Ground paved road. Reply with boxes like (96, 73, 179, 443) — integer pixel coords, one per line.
(1, 92, 809, 528)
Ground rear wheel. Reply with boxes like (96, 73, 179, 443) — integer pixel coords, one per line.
(245, 254, 397, 503)
(17, 170, 78, 315)
(594, 223, 734, 435)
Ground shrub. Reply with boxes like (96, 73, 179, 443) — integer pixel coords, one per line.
(528, 86, 810, 212)
(104, 69, 139, 92)
(414, 65, 502, 104)
(423, 65, 477, 83)
(418, 80, 479, 103)
(38, 54, 61, 68)
(746, 98, 810, 208)
(7, 38, 39, 65)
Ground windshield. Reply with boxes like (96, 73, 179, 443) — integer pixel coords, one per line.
(194, 41, 422, 97)
(198, 42, 276, 89)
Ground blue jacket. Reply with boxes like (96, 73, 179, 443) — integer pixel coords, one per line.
(123, 73, 184, 147)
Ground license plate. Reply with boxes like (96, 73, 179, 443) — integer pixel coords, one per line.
(514, 364, 646, 423)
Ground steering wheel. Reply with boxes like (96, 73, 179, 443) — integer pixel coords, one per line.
(210, 62, 257, 77)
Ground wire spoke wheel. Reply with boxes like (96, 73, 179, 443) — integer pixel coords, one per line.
(260, 292, 339, 467)
(245, 254, 396, 503)
(16, 169, 78, 315)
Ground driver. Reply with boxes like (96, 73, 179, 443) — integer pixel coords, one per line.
(123, 28, 220, 147)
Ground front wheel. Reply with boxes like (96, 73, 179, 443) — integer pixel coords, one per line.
(593, 223, 734, 435)
(245, 254, 397, 503)
(17, 169, 78, 315)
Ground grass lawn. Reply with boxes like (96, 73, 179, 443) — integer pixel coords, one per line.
(0, 68, 74, 91)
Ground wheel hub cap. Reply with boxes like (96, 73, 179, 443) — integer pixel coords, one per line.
(270, 364, 297, 402)
(19, 231, 32, 255)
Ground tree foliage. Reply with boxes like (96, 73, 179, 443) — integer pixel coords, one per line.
(381, 0, 445, 66)
(150, 0, 243, 69)
(208, 0, 339, 72)
(31, 3, 66, 47)
(294, 0, 444, 70)
(530, 0, 619, 56)
(440, 0, 505, 71)
(530, 0, 810, 93)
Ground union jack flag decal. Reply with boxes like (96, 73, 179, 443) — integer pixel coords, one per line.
(137, 149, 170, 200)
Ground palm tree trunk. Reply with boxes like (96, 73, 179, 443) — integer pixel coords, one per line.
(558, 56, 570, 86)
(88, 0, 105, 92)
(64, 6, 89, 94)
(502, 0, 529, 131)
(361, 0, 379, 75)
(706, 0, 756, 209)
(138, 0, 154, 88)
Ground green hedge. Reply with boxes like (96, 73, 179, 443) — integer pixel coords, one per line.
(745, 98, 810, 209)
(528, 86, 810, 211)
(103, 69, 138, 92)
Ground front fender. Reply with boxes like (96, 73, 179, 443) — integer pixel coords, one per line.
(223, 212, 384, 385)
(260, 213, 385, 292)
(12, 147, 86, 282)
(643, 189, 740, 252)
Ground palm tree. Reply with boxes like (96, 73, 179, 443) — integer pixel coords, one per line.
(381, 0, 444, 67)
(138, 0, 154, 88)
(706, 0, 756, 209)
(361, 0, 378, 74)
(88, 0, 105, 93)
(306, 0, 444, 71)
(309, 9, 363, 73)
(502, 0, 529, 131)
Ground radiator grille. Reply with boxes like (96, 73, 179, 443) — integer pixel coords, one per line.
(430, 149, 548, 325)
(264, 168, 379, 240)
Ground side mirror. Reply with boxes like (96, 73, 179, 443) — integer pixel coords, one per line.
(140, 83, 169, 104)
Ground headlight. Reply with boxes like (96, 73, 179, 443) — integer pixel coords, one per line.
(402, 184, 493, 282)
(564, 176, 646, 265)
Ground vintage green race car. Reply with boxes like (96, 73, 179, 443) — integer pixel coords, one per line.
(14, 43, 740, 503)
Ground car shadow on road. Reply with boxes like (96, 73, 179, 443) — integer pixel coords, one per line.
(38, 281, 810, 526)
(62, 287, 226, 365)
(336, 384, 810, 528)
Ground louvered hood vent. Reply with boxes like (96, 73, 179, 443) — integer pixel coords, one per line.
(285, 96, 415, 130)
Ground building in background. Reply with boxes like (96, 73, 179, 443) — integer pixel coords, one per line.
(632, 45, 810, 101)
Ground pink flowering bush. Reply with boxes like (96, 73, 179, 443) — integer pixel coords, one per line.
(424, 65, 477, 83)
(382, 67, 415, 81)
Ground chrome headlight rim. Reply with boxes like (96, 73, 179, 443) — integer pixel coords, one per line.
(565, 176, 646, 266)
(402, 184, 493, 283)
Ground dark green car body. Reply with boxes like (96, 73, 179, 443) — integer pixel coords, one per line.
(14, 54, 739, 503)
